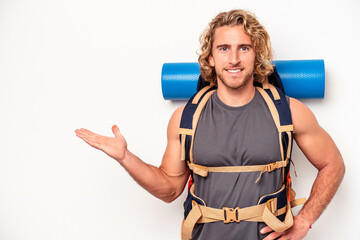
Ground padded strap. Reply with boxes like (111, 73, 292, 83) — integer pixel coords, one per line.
(256, 87, 284, 160)
(192, 85, 214, 104)
(189, 90, 216, 163)
(262, 81, 280, 100)
(179, 85, 216, 162)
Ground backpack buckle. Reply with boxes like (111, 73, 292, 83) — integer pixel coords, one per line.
(266, 198, 278, 216)
(223, 207, 241, 223)
(266, 162, 278, 172)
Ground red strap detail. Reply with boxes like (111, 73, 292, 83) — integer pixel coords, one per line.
(286, 172, 291, 202)
(188, 176, 193, 190)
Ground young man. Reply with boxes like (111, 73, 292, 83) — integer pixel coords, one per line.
(75, 9, 345, 240)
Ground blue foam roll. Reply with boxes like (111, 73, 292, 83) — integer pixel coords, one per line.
(161, 59, 325, 100)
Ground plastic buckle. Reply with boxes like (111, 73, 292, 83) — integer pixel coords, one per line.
(223, 207, 240, 223)
(266, 162, 277, 172)
(266, 198, 278, 216)
(193, 164, 209, 177)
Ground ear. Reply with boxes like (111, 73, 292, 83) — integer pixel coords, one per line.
(209, 54, 215, 67)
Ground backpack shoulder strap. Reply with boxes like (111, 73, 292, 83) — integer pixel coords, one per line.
(256, 82, 293, 183)
(179, 85, 216, 163)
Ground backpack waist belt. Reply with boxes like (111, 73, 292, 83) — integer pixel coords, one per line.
(187, 158, 289, 183)
(181, 184, 306, 240)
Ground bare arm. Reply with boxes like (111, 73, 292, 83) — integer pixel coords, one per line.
(75, 106, 189, 203)
(262, 98, 345, 240)
(291, 98, 345, 225)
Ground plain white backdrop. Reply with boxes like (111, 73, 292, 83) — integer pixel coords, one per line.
(0, 0, 359, 239)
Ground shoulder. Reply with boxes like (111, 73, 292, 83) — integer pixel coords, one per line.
(167, 105, 185, 137)
(169, 105, 185, 125)
(289, 97, 320, 136)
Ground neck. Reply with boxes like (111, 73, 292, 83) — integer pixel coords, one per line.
(216, 80, 256, 107)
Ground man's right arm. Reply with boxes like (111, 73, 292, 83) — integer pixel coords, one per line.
(75, 105, 189, 203)
(119, 105, 189, 203)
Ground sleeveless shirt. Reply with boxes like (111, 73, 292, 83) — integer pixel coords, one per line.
(192, 89, 283, 240)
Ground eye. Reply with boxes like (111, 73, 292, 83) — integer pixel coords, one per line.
(220, 47, 228, 51)
(240, 46, 249, 51)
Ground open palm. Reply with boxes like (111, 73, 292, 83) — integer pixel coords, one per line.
(75, 125, 127, 161)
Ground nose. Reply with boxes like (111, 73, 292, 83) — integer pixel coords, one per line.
(229, 50, 240, 65)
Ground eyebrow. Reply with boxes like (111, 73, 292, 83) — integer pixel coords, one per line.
(215, 44, 253, 49)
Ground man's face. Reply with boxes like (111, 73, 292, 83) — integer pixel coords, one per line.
(209, 25, 256, 90)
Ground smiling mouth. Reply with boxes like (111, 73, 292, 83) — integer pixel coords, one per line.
(226, 69, 243, 73)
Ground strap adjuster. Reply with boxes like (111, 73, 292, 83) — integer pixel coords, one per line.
(266, 198, 278, 216)
(223, 207, 241, 223)
(266, 162, 278, 172)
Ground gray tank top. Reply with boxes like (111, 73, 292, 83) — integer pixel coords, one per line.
(192, 89, 283, 240)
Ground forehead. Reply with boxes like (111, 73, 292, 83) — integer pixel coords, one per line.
(212, 25, 253, 46)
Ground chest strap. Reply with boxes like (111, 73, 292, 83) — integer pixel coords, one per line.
(187, 158, 289, 183)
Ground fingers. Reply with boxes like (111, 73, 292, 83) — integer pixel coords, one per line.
(260, 226, 273, 234)
(261, 226, 288, 240)
(75, 128, 103, 149)
(263, 231, 284, 240)
(277, 236, 290, 240)
(111, 125, 121, 137)
(75, 128, 96, 141)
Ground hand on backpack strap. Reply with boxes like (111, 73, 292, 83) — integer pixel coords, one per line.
(260, 214, 311, 240)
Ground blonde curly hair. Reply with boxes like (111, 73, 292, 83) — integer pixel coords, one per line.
(198, 9, 273, 85)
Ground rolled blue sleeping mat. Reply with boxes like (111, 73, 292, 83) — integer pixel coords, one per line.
(161, 59, 325, 100)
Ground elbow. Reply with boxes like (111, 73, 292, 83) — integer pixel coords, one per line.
(162, 197, 176, 204)
(336, 152, 346, 180)
(160, 190, 180, 203)
(339, 159, 346, 180)
(331, 155, 346, 184)
(150, 184, 180, 203)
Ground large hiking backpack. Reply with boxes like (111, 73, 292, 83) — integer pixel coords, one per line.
(179, 68, 305, 240)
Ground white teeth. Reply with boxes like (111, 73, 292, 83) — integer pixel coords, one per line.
(227, 69, 242, 73)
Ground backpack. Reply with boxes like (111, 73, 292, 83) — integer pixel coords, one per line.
(179, 68, 305, 240)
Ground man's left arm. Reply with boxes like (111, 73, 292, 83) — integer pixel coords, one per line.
(262, 97, 346, 240)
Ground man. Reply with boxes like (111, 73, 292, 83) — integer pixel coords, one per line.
(75, 9, 345, 240)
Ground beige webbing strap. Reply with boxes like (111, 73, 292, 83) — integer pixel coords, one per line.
(192, 85, 214, 104)
(187, 159, 289, 183)
(280, 125, 293, 132)
(180, 134, 186, 161)
(291, 198, 307, 208)
(181, 203, 202, 240)
(181, 196, 300, 239)
(181, 201, 269, 239)
(263, 201, 293, 233)
(286, 132, 292, 159)
(256, 87, 284, 163)
(179, 128, 193, 135)
(289, 187, 307, 207)
(262, 81, 280, 100)
(179, 128, 193, 161)
(189, 90, 216, 163)
(196, 202, 286, 223)
(255, 159, 289, 183)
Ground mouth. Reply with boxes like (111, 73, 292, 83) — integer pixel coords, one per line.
(226, 68, 243, 74)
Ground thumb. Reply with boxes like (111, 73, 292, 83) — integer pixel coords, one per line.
(112, 125, 121, 137)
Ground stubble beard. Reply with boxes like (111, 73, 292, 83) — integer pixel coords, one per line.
(217, 70, 253, 91)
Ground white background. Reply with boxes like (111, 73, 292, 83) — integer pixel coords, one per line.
(0, 0, 359, 239)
